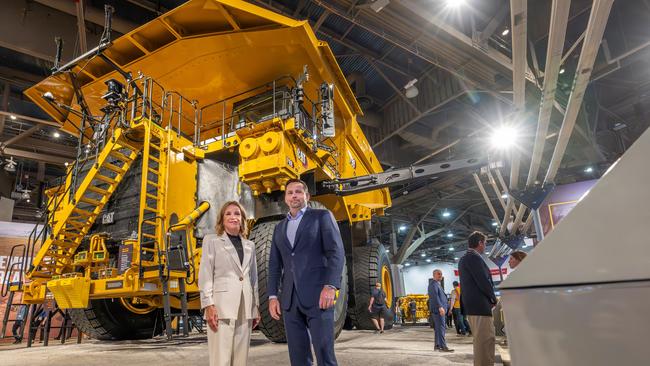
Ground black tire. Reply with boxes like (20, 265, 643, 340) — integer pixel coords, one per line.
(349, 242, 395, 330)
(251, 219, 287, 343)
(252, 202, 348, 343)
(68, 298, 163, 340)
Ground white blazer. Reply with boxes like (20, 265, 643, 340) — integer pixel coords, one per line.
(199, 233, 260, 320)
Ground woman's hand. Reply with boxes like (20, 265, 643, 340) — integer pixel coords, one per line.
(252, 307, 261, 328)
(205, 305, 219, 332)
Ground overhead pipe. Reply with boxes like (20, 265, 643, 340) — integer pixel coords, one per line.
(543, 0, 614, 183)
(500, 0, 527, 236)
(510, 0, 572, 233)
(523, 0, 615, 236)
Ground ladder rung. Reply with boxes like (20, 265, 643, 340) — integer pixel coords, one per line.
(109, 150, 134, 163)
(141, 240, 157, 246)
(86, 185, 110, 196)
(140, 247, 158, 252)
(143, 220, 158, 226)
(95, 174, 117, 185)
(103, 162, 126, 174)
(142, 233, 157, 239)
(145, 193, 159, 200)
(72, 208, 96, 217)
(149, 144, 161, 151)
(143, 206, 158, 212)
(65, 220, 86, 228)
(149, 156, 160, 163)
(146, 180, 159, 188)
(79, 196, 102, 206)
(147, 167, 159, 175)
(59, 231, 84, 239)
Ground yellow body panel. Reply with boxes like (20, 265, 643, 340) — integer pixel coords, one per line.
(47, 276, 91, 309)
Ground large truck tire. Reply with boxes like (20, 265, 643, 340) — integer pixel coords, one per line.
(349, 242, 394, 330)
(252, 202, 349, 343)
(68, 298, 163, 340)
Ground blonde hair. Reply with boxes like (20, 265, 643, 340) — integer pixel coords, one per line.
(216, 201, 248, 238)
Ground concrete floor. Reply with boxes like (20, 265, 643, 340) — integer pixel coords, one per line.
(0, 325, 504, 366)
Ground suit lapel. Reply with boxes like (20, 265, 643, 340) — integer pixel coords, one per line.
(242, 239, 252, 273)
(279, 219, 292, 251)
(292, 207, 311, 250)
(221, 234, 243, 274)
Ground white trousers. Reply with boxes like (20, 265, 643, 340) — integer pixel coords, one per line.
(207, 294, 253, 366)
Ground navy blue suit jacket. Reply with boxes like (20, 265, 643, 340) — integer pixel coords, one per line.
(458, 250, 497, 316)
(268, 207, 345, 311)
(427, 280, 448, 313)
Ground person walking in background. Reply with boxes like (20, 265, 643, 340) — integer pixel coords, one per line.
(450, 281, 467, 335)
(268, 179, 345, 366)
(199, 201, 261, 366)
(408, 299, 417, 324)
(428, 269, 454, 352)
(368, 282, 389, 334)
(12, 304, 28, 343)
(459, 232, 497, 366)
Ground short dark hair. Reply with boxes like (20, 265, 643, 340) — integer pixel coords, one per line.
(467, 231, 487, 248)
(452, 281, 459, 287)
(285, 178, 309, 193)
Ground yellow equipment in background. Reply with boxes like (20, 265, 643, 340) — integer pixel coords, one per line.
(6, 0, 394, 341)
(400, 295, 431, 324)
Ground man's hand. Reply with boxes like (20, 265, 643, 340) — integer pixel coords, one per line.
(269, 298, 282, 320)
(319, 286, 336, 309)
(439, 307, 445, 316)
(205, 305, 219, 332)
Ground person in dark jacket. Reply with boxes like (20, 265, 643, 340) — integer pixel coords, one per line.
(458, 231, 497, 366)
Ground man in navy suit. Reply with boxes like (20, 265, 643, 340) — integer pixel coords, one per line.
(268, 179, 345, 366)
(459, 231, 497, 366)
(428, 269, 454, 352)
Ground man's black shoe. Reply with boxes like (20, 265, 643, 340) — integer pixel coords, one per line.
(439, 347, 454, 352)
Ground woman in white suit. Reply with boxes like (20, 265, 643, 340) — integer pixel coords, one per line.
(199, 201, 260, 366)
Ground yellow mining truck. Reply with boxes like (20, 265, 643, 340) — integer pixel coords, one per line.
(2, 0, 397, 341)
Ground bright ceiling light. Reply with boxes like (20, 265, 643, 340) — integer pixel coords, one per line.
(454, 257, 459, 260)
(385, 249, 390, 253)
(442, 210, 451, 217)
(501, 28, 510, 36)
(10, 115, 17, 120)
(426, 258, 431, 263)
(447, 233, 453, 238)
(448, 246, 454, 251)
(445, 0, 465, 8)
(490, 126, 518, 149)
(559, 68, 565, 74)
(584, 166, 593, 173)
(405, 263, 411, 267)
(421, 253, 426, 257)
(501, 193, 508, 199)
(492, 221, 498, 226)
(399, 225, 407, 232)
(53, 132, 61, 138)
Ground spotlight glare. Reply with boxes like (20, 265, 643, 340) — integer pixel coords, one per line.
(454, 257, 459, 260)
(559, 68, 565, 74)
(421, 253, 426, 257)
(405, 263, 411, 267)
(501, 193, 508, 199)
(492, 222, 498, 226)
(584, 166, 594, 173)
(501, 28, 510, 36)
(445, 0, 465, 8)
(447, 233, 453, 238)
(426, 258, 431, 263)
(490, 126, 518, 149)
(53, 132, 61, 138)
(448, 246, 454, 251)
(399, 225, 407, 232)
(385, 249, 390, 253)
(442, 210, 451, 217)
(10, 115, 17, 120)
